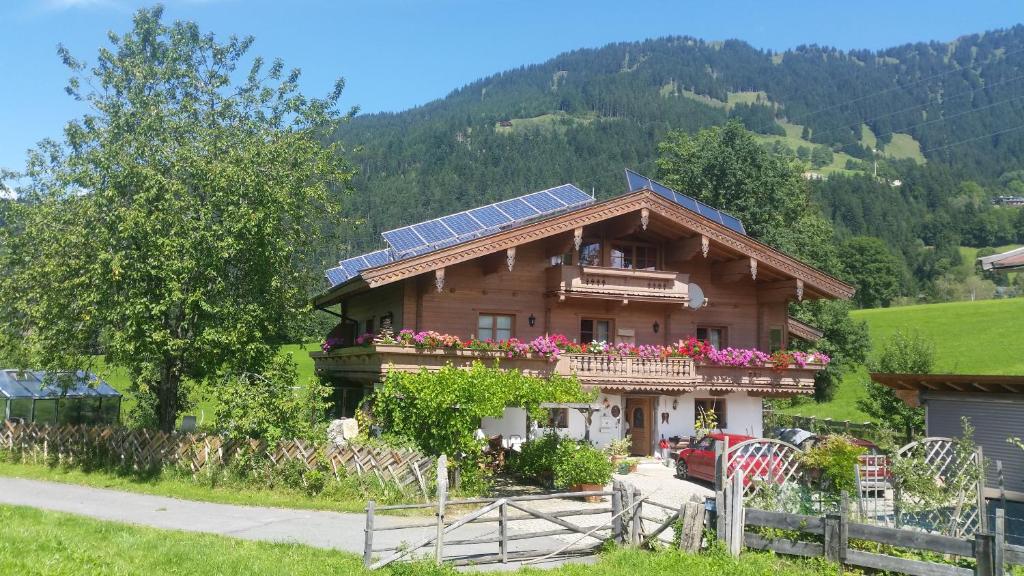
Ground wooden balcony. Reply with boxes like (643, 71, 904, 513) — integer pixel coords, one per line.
(546, 265, 690, 304)
(312, 346, 820, 394)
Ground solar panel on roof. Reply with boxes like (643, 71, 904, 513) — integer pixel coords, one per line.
(326, 266, 348, 286)
(412, 220, 455, 244)
(523, 191, 565, 212)
(441, 213, 482, 236)
(549, 184, 592, 206)
(362, 249, 392, 268)
(468, 205, 511, 227)
(381, 227, 424, 252)
(623, 169, 748, 236)
(495, 198, 538, 220)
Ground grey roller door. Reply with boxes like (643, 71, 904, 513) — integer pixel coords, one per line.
(926, 395, 1024, 494)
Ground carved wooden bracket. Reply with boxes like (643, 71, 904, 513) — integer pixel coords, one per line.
(640, 208, 650, 231)
(701, 235, 710, 258)
(750, 258, 758, 281)
(796, 279, 804, 302)
(573, 227, 583, 251)
(506, 247, 516, 272)
(435, 268, 445, 293)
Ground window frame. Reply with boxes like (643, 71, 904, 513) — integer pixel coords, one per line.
(694, 398, 727, 429)
(547, 408, 569, 429)
(580, 317, 613, 344)
(578, 240, 602, 266)
(696, 325, 728, 349)
(609, 241, 659, 271)
(768, 327, 784, 353)
(477, 313, 516, 342)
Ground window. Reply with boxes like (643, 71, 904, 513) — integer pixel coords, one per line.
(610, 244, 633, 269)
(579, 241, 601, 266)
(695, 398, 727, 429)
(696, 326, 727, 349)
(478, 314, 513, 341)
(610, 243, 658, 270)
(547, 408, 569, 429)
(580, 318, 611, 344)
(365, 317, 375, 336)
(769, 328, 783, 353)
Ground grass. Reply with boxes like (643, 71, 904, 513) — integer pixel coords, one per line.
(494, 112, 596, 134)
(851, 298, 1024, 375)
(0, 459, 384, 514)
(94, 341, 320, 427)
(751, 120, 859, 176)
(784, 297, 1024, 423)
(0, 503, 840, 576)
(883, 133, 926, 163)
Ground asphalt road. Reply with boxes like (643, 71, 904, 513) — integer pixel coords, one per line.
(0, 476, 595, 570)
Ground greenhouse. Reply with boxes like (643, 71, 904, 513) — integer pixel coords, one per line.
(0, 369, 122, 425)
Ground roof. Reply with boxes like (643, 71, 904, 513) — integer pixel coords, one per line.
(0, 370, 121, 400)
(315, 169, 853, 306)
(870, 372, 1024, 395)
(787, 317, 824, 342)
(978, 246, 1024, 271)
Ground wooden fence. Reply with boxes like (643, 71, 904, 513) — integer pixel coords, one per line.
(0, 421, 434, 498)
(767, 412, 880, 440)
(716, 471, 1023, 576)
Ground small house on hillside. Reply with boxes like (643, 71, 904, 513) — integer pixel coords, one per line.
(310, 170, 853, 456)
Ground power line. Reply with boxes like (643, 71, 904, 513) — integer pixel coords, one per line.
(885, 93, 1024, 136)
(922, 122, 1024, 154)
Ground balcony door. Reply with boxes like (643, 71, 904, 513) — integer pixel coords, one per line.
(624, 397, 653, 456)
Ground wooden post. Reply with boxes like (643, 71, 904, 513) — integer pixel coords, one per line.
(435, 454, 448, 565)
(977, 446, 987, 533)
(611, 485, 623, 543)
(994, 508, 1005, 576)
(630, 485, 642, 546)
(976, 532, 995, 576)
(839, 492, 849, 564)
(716, 488, 727, 543)
(499, 500, 508, 563)
(729, 471, 744, 557)
(363, 500, 375, 567)
(679, 500, 705, 553)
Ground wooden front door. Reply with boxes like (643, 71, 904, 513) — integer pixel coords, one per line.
(625, 397, 652, 456)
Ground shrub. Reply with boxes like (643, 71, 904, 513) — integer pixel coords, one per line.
(372, 362, 590, 481)
(507, 431, 562, 486)
(799, 435, 865, 498)
(553, 440, 614, 488)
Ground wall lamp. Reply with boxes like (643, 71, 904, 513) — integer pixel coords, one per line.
(528, 314, 536, 327)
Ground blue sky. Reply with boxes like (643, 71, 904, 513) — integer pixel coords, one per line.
(1, 0, 1022, 172)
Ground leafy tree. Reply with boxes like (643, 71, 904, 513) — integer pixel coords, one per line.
(858, 330, 932, 438)
(810, 145, 834, 168)
(214, 354, 332, 443)
(0, 7, 354, 430)
(656, 121, 868, 400)
(839, 236, 903, 308)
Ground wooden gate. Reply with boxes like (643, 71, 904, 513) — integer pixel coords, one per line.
(720, 437, 805, 503)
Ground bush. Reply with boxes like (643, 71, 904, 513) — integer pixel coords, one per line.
(214, 353, 332, 443)
(799, 435, 865, 498)
(553, 440, 614, 488)
(372, 362, 590, 480)
(507, 431, 562, 486)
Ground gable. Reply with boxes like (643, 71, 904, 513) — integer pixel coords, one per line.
(315, 171, 853, 306)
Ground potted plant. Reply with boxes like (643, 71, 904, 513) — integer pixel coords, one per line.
(606, 435, 631, 466)
(554, 441, 614, 502)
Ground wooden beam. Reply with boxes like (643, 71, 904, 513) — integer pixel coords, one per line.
(480, 252, 503, 276)
(544, 232, 575, 258)
(712, 257, 757, 283)
(671, 234, 709, 262)
(604, 214, 642, 240)
(758, 278, 803, 302)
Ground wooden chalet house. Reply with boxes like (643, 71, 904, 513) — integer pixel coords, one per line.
(311, 170, 853, 456)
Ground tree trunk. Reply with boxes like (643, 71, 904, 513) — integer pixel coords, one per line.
(157, 361, 181, 432)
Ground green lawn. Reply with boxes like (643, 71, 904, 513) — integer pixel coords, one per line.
(852, 298, 1024, 374)
(784, 298, 1024, 422)
(0, 459, 391, 514)
(0, 504, 839, 576)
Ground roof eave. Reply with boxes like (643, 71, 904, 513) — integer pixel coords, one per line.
(312, 277, 371, 309)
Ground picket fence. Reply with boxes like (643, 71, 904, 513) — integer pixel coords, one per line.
(0, 421, 434, 498)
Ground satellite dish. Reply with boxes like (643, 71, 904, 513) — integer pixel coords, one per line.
(687, 283, 706, 310)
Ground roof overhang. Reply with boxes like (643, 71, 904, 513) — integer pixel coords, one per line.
(870, 372, 1024, 395)
(978, 246, 1024, 271)
(314, 190, 853, 305)
(787, 317, 824, 342)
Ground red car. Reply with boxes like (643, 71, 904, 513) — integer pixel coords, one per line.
(674, 433, 755, 483)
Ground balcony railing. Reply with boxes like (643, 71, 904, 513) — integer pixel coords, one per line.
(558, 354, 697, 383)
(546, 265, 689, 303)
(312, 345, 821, 393)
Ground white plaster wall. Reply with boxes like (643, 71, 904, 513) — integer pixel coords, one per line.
(721, 393, 764, 437)
(481, 406, 528, 441)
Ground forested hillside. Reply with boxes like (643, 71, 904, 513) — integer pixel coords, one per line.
(327, 27, 1024, 302)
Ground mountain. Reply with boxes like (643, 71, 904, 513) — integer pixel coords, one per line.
(326, 27, 1024, 298)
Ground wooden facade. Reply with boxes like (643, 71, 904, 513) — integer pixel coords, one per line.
(313, 186, 852, 454)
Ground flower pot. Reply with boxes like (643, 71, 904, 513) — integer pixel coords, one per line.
(628, 463, 638, 473)
(610, 454, 625, 466)
(571, 483, 604, 503)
